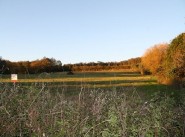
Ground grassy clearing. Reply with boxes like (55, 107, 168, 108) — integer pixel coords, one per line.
(0, 72, 156, 88)
(0, 72, 185, 136)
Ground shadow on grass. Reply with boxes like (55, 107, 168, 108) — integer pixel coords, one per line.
(1, 80, 184, 102)
(135, 84, 185, 104)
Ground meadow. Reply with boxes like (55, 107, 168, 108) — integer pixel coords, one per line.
(0, 71, 156, 89)
(0, 71, 185, 136)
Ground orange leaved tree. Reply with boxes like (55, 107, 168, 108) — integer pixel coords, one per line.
(142, 43, 168, 75)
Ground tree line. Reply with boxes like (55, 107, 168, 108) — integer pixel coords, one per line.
(0, 56, 141, 74)
(0, 57, 63, 74)
(63, 57, 141, 72)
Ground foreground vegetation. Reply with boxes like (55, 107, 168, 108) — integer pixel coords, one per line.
(0, 72, 185, 136)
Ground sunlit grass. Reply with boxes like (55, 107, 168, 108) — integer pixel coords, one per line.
(0, 72, 157, 88)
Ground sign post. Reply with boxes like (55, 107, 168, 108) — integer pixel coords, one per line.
(11, 74, 18, 89)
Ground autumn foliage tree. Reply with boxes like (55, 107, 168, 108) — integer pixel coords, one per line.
(142, 43, 168, 75)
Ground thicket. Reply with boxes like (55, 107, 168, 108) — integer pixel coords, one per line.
(142, 33, 185, 86)
(0, 84, 185, 136)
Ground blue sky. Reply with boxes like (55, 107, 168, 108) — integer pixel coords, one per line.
(0, 0, 184, 64)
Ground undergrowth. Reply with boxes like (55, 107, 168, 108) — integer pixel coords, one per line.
(0, 83, 185, 137)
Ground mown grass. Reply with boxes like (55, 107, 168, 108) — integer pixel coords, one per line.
(0, 72, 185, 136)
(0, 72, 156, 88)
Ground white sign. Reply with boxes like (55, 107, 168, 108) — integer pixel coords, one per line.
(11, 74, 18, 82)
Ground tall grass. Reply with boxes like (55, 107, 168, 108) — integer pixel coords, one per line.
(0, 83, 185, 136)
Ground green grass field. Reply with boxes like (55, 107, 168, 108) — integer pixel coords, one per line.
(0, 71, 180, 95)
(0, 71, 159, 96)
(0, 71, 157, 88)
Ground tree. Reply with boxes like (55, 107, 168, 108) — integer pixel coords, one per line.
(165, 33, 185, 80)
(142, 43, 168, 75)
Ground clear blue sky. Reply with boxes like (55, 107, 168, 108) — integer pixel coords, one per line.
(0, 0, 184, 64)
